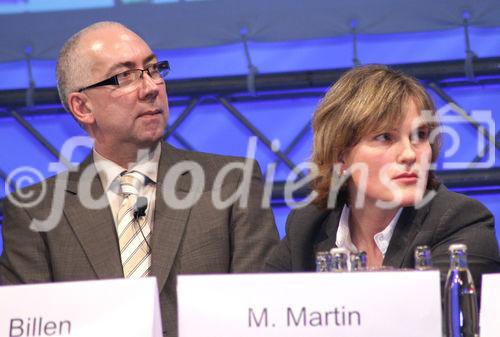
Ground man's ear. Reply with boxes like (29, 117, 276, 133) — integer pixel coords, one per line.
(67, 92, 95, 126)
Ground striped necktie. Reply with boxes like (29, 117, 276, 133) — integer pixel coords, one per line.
(116, 171, 151, 278)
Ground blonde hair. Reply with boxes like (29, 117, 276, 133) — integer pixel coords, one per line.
(312, 64, 440, 209)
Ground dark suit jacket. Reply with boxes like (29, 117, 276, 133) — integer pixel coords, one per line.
(265, 184, 500, 294)
(0, 142, 279, 337)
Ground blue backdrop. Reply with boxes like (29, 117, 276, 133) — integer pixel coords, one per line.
(1, 1, 499, 252)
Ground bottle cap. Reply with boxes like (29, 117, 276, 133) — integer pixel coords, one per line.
(350, 251, 367, 270)
(330, 247, 349, 256)
(448, 243, 467, 253)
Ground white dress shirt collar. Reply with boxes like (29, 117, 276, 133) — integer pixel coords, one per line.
(93, 143, 161, 191)
(335, 205, 402, 256)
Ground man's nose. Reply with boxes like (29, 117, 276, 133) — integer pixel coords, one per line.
(138, 71, 160, 100)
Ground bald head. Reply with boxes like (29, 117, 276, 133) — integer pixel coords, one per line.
(56, 21, 142, 112)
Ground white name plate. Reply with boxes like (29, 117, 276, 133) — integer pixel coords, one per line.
(178, 271, 442, 337)
(480, 273, 500, 337)
(0, 277, 162, 337)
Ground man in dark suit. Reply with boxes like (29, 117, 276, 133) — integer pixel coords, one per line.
(0, 21, 279, 337)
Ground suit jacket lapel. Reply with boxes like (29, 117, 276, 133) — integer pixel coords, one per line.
(151, 142, 192, 290)
(64, 156, 124, 279)
(308, 200, 432, 269)
(383, 203, 431, 268)
(313, 209, 341, 253)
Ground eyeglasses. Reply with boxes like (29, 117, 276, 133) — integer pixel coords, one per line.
(78, 60, 170, 92)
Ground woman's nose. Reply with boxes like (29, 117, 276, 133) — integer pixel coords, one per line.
(397, 139, 417, 165)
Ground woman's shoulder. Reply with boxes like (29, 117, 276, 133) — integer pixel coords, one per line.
(288, 203, 335, 223)
(285, 203, 338, 237)
(429, 184, 492, 216)
(421, 184, 494, 241)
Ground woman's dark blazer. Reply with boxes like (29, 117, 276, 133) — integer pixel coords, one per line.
(265, 184, 500, 292)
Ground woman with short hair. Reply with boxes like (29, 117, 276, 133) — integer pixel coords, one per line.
(265, 64, 500, 290)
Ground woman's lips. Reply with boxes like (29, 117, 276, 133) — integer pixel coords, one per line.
(393, 172, 419, 184)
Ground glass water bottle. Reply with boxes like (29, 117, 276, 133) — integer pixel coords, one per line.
(315, 251, 333, 272)
(444, 243, 479, 337)
(350, 251, 367, 271)
(329, 248, 349, 272)
(414, 245, 433, 270)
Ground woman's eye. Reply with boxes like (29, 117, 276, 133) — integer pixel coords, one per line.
(419, 129, 430, 140)
(412, 128, 430, 142)
(374, 133, 392, 142)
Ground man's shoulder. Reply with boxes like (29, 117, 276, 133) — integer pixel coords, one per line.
(164, 143, 247, 166)
(1, 171, 64, 218)
(1, 153, 95, 213)
(5, 172, 58, 199)
(162, 143, 257, 180)
(161, 142, 262, 188)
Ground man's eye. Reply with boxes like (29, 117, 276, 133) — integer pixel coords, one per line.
(148, 64, 160, 74)
(119, 70, 133, 79)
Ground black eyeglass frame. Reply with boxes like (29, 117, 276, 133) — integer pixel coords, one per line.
(77, 60, 170, 92)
